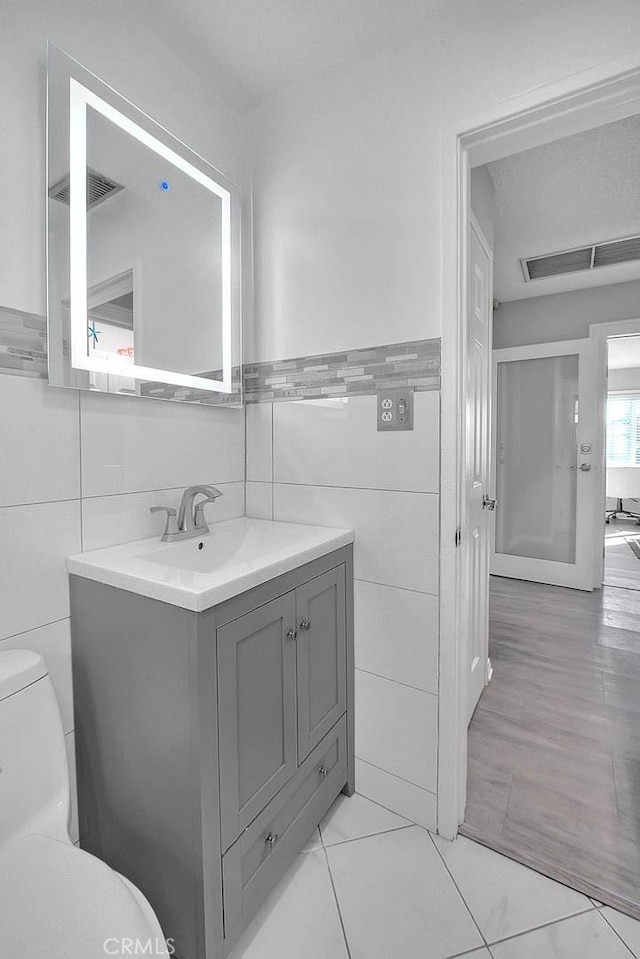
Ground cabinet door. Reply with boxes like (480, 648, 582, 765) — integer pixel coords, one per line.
(296, 566, 347, 762)
(218, 592, 297, 851)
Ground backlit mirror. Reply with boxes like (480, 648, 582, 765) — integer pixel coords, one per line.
(47, 47, 242, 405)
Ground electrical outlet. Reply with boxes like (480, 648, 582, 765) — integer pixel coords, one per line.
(377, 387, 414, 431)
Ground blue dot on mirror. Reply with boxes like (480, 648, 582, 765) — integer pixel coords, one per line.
(159, 180, 170, 192)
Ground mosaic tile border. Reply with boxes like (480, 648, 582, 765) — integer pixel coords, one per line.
(243, 338, 440, 403)
(0, 306, 47, 377)
(0, 307, 441, 403)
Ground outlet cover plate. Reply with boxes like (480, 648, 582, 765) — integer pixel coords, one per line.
(377, 387, 414, 431)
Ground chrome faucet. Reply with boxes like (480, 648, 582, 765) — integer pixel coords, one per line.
(150, 485, 223, 542)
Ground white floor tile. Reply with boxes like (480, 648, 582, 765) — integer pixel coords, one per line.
(600, 906, 640, 954)
(326, 826, 483, 959)
(320, 792, 411, 846)
(301, 827, 323, 853)
(433, 835, 592, 944)
(490, 910, 632, 959)
(228, 850, 348, 959)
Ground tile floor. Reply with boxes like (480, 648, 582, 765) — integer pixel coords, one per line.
(228, 792, 640, 959)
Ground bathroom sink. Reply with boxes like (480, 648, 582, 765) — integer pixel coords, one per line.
(67, 517, 354, 611)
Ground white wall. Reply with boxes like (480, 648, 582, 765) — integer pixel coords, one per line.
(494, 280, 640, 349)
(0, 0, 247, 842)
(246, 0, 640, 828)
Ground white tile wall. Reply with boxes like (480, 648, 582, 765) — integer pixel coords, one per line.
(273, 393, 439, 492)
(0, 619, 74, 733)
(0, 378, 80, 507)
(246, 403, 273, 482)
(1, 378, 245, 847)
(354, 580, 438, 694)
(81, 392, 244, 496)
(274, 483, 438, 593)
(245, 480, 274, 520)
(81, 481, 244, 551)
(355, 669, 438, 793)
(0, 500, 81, 640)
(248, 394, 440, 828)
(354, 759, 438, 831)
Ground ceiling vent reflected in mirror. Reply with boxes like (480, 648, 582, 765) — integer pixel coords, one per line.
(48, 167, 125, 209)
(521, 234, 640, 282)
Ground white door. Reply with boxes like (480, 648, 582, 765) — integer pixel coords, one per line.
(464, 217, 493, 724)
(491, 339, 598, 590)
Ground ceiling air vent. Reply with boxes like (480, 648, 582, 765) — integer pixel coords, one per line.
(522, 234, 640, 282)
(48, 168, 124, 210)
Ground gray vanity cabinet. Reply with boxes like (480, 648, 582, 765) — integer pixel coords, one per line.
(218, 593, 298, 851)
(296, 565, 347, 761)
(70, 544, 354, 959)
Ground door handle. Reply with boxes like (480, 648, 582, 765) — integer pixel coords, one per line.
(579, 462, 591, 472)
(286, 627, 298, 641)
(299, 620, 311, 631)
(482, 495, 497, 511)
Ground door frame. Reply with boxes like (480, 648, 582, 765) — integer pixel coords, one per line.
(438, 51, 640, 839)
(589, 317, 640, 588)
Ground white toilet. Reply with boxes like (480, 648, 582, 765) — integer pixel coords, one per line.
(0, 649, 169, 958)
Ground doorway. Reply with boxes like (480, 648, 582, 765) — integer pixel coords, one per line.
(604, 333, 640, 591)
(459, 123, 640, 914)
(439, 61, 640, 918)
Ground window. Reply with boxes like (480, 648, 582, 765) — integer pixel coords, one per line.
(607, 394, 640, 466)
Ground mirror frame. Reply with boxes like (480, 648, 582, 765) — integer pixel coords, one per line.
(47, 45, 242, 406)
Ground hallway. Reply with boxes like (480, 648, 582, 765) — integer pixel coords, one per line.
(462, 576, 640, 918)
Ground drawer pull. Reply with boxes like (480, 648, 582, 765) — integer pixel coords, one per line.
(299, 619, 311, 630)
(318, 765, 328, 779)
(286, 627, 297, 641)
(265, 832, 278, 851)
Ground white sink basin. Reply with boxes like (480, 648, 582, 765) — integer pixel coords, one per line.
(67, 518, 354, 611)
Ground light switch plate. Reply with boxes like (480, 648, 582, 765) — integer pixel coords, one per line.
(377, 387, 414, 431)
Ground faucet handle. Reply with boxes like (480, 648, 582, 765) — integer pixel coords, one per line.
(194, 488, 224, 531)
(150, 506, 180, 540)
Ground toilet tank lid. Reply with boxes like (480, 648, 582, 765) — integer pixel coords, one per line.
(0, 650, 48, 702)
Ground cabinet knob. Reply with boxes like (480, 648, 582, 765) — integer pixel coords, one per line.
(318, 765, 328, 779)
(265, 832, 278, 851)
(299, 619, 311, 630)
(286, 627, 298, 641)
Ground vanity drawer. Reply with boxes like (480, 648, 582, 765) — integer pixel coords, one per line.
(222, 716, 347, 948)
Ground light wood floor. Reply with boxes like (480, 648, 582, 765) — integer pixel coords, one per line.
(462, 575, 640, 919)
(604, 519, 640, 591)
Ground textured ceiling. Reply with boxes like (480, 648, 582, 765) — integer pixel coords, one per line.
(609, 336, 640, 370)
(487, 114, 640, 302)
(135, 0, 444, 112)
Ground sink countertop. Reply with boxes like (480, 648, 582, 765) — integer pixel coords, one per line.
(67, 517, 354, 611)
